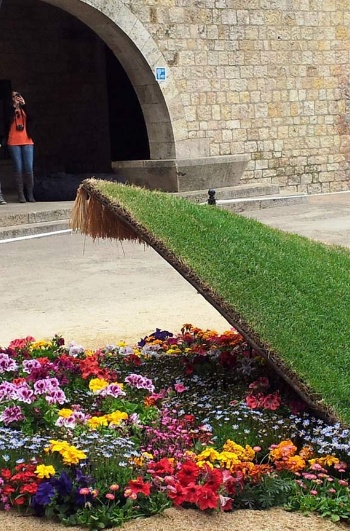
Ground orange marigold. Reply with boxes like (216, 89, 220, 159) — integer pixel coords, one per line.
(269, 440, 297, 461)
(299, 445, 314, 460)
(248, 464, 273, 483)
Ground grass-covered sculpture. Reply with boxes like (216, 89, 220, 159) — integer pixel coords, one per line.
(71, 178, 350, 425)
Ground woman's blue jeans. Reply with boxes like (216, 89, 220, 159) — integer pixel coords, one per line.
(8, 145, 34, 173)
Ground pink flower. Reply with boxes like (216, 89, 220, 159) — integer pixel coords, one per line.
(174, 383, 187, 393)
(105, 493, 115, 500)
(261, 392, 281, 411)
(302, 473, 317, 480)
(310, 490, 318, 495)
(246, 394, 260, 409)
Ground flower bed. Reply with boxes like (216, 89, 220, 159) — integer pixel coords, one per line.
(0, 325, 349, 529)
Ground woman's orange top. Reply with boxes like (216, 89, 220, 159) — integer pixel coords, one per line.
(7, 109, 34, 146)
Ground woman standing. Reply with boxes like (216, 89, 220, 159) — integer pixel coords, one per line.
(5, 91, 35, 203)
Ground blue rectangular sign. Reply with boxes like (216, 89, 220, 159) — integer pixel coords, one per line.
(155, 67, 166, 81)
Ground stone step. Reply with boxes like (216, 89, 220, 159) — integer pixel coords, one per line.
(175, 183, 281, 204)
(0, 219, 71, 241)
(0, 205, 72, 228)
(216, 193, 308, 213)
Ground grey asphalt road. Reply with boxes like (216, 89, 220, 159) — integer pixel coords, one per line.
(0, 233, 231, 349)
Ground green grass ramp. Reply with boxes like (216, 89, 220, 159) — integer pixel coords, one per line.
(71, 179, 350, 425)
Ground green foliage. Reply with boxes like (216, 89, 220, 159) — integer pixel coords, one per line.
(96, 180, 350, 424)
(285, 472, 350, 524)
(286, 490, 350, 523)
(233, 474, 295, 510)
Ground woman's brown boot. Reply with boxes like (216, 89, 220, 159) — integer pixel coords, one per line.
(14, 172, 26, 203)
(24, 172, 36, 202)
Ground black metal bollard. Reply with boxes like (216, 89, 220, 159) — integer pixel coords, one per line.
(207, 189, 216, 205)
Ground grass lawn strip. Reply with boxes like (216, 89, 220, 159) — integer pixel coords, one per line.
(71, 179, 350, 425)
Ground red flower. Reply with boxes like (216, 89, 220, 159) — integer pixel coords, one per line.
(36, 357, 50, 365)
(262, 392, 281, 411)
(8, 337, 35, 350)
(14, 496, 26, 506)
(223, 470, 245, 495)
(183, 414, 195, 423)
(246, 393, 261, 409)
(147, 458, 174, 476)
(125, 354, 141, 366)
(176, 460, 200, 487)
(196, 486, 219, 510)
(2, 485, 15, 496)
(13, 378, 26, 386)
(166, 483, 186, 505)
(1, 468, 12, 480)
(20, 483, 39, 495)
(183, 482, 201, 504)
(127, 477, 151, 496)
(11, 471, 37, 483)
(203, 467, 223, 491)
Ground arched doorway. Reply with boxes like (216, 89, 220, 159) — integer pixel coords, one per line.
(0, 0, 179, 193)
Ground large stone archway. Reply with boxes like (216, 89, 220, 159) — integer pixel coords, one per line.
(0, 0, 248, 196)
(41, 0, 181, 161)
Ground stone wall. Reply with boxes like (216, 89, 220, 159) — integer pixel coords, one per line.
(122, 0, 350, 193)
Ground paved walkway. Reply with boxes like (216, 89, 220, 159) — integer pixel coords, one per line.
(240, 191, 350, 248)
(1, 190, 350, 349)
(0, 194, 74, 215)
(1, 190, 350, 248)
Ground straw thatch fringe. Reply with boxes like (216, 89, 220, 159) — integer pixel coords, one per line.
(70, 185, 144, 243)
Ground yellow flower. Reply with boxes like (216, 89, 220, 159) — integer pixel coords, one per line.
(222, 440, 255, 462)
(216, 451, 241, 469)
(89, 378, 109, 393)
(35, 464, 56, 478)
(197, 460, 214, 469)
(133, 452, 154, 467)
(117, 341, 126, 347)
(45, 440, 87, 465)
(195, 448, 220, 463)
(309, 455, 339, 467)
(86, 416, 109, 429)
(166, 347, 182, 355)
(29, 339, 52, 351)
(58, 408, 73, 418)
(106, 410, 128, 426)
(47, 439, 70, 453)
(61, 446, 87, 465)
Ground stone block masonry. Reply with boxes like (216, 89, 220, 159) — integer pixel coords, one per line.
(123, 0, 350, 193)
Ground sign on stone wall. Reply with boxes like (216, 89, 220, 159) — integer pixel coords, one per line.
(155, 67, 166, 82)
